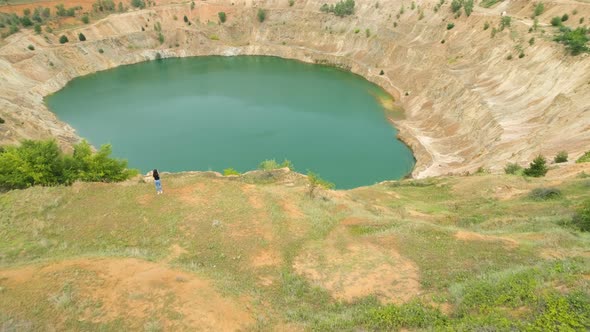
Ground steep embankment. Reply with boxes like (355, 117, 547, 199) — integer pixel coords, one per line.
(0, 0, 589, 177)
(1, 164, 590, 330)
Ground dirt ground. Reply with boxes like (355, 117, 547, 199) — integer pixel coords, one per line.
(0, 257, 254, 330)
(293, 225, 421, 304)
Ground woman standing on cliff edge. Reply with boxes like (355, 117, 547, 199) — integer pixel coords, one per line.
(153, 169, 163, 194)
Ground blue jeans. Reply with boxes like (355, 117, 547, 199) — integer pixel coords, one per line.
(154, 179, 162, 193)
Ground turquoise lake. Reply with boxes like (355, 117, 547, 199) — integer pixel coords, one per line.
(46, 56, 415, 188)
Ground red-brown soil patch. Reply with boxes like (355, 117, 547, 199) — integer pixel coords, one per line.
(0, 258, 254, 330)
(293, 228, 421, 304)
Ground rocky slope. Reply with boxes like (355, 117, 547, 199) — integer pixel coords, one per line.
(0, 0, 589, 177)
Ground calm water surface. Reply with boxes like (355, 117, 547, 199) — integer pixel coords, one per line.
(46, 56, 414, 188)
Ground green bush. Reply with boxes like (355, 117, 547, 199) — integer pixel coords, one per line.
(0, 140, 136, 190)
(259, 159, 280, 170)
(320, 0, 354, 16)
(500, 16, 511, 30)
(67, 141, 136, 183)
(561, 13, 569, 22)
(447, 22, 455, 30)
(258, 159, 293, 170)
(0, 140, 63, 189)
(59, 35, 69, 44)
(32, 10, 42, 23)
(81, 14, 89, 24)
(223, 168, 240, 176)
(334, 0, 355, 16)
(289, 0, 295, 6)
(491, 27, 498, 37)
(20, 16, 33, 27)
(551, 16, 562, 26)
(131, 0, 146, 9)
(554, 151, 568, 163)
(98, 48, 104, 53)
(0, 117, 5, 124)
(523, 155, 548, 177)
(257, 8, 266, 22)
(483, 21, 490, 30)
(533, 2, 544, 17)
(183, 15, 188, 23)
(27, 44, 35, 50)
(4, 24, 19, 36)
(307, 171, 334, 198)
(576, 151, 590, 163)
(118, 2, 124, 12)
(55, 4, 65, 16)
(554, 26, 589, 55)
(529, 37, 535, 45)
(450, 0, 462, 13)
(572, 201, 590, 232)
(218, 11, 226, 23)
(475, 167, 489, 174)
(282, 159, 294, 170)
(78, 32, 86, 41)
(463, 0, 473, 16)
(34, 23, 42, 34)
(528, 187, 562, 200)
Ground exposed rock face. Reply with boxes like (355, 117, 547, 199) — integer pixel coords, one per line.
(1, 0, 589, 177)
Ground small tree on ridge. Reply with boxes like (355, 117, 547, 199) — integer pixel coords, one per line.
(524, 155, 548, 177)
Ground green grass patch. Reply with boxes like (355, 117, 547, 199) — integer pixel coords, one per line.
(577, 151, 590, 163)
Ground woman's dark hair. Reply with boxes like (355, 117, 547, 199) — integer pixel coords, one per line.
(153, 169, 159, 177)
